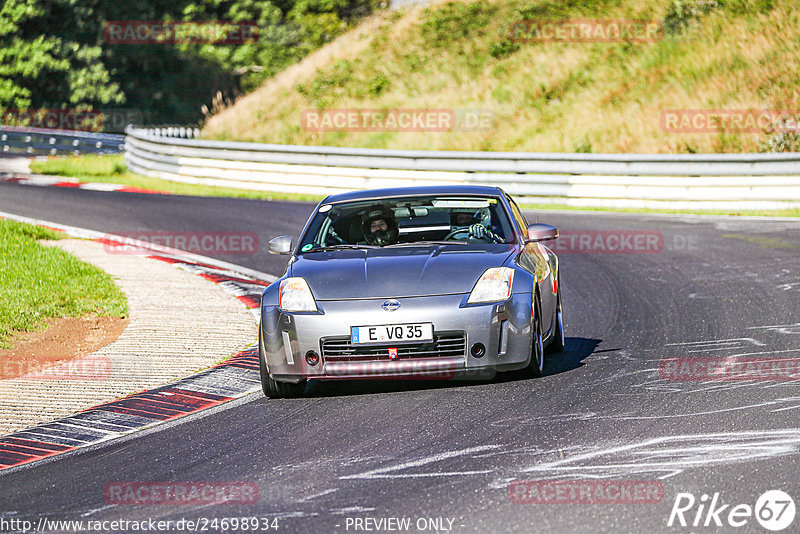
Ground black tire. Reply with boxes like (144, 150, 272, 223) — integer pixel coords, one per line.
(259, 335, 307, 398)
(526, 291, 545, 378)
(259, 336, 278, 397)
(547, 279, 565, 353)
(274, 380, 307, 398)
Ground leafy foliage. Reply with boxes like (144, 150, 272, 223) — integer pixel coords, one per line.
(0, 0, 378, 126)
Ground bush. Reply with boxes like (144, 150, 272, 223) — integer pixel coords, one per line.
(489, 39, 520, 59)
(368, 73, 391, 96)
(663, 0, 720, 35)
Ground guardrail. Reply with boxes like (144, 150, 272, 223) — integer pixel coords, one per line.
(125, 126, 800, 210)
(0, 126, 125, 156)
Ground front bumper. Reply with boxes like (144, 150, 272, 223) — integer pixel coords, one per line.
(260, 292, 534, 382)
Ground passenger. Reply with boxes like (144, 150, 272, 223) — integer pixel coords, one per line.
(361, 208, 399, 246)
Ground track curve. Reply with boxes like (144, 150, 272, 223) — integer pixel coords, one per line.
(2, 182, 800, 533)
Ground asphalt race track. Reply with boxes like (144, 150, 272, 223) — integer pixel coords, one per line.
(2, 182, 800, 533)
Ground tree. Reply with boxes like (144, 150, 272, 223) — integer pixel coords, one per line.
(0, 0, 124, 110)
(1, 0, 378, 128)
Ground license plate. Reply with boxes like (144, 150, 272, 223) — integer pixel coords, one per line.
(351, 323, 434, 345)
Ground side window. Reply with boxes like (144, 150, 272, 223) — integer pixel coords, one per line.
(508, 198, 528, 233)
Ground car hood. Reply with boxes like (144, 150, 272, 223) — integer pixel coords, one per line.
(290, 245, 516, 300)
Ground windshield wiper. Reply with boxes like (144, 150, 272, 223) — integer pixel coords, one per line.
(303, 244, 379, 252)
(385, 240, 468, 247)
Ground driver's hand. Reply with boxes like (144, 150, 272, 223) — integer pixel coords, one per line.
(469, 224, 486, 238)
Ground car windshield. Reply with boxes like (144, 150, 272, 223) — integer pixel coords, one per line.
(298, 195, 516, 252)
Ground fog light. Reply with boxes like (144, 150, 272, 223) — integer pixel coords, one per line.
(471, 343, 485, 358)
(305, 351, 320, 366)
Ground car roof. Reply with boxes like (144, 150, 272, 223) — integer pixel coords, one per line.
(321, 185, 505, 204)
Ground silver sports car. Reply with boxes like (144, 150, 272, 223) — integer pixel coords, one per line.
(259, 185, 564, 397)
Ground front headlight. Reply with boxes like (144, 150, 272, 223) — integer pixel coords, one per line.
(467, 267, 515, 304)
(279, 277, 317, 312)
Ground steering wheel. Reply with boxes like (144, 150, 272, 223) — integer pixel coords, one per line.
(444, 228, 472, 241)
(326, 228, 345, 245)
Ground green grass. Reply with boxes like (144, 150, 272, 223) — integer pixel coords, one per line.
(30, 154, 800, 217)
(721, 233, 796, 248)
(29, 155, 325, 203)
(0, 219, 128, 349)
(30, 154, 128, 178)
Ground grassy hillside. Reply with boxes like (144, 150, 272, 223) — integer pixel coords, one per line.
(202, 0, 800, 153)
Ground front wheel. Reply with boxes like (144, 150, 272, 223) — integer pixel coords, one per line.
(526, 292, 545, 378)
(259, 335, 306, 398)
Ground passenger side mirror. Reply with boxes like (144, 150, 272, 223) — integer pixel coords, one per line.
(526, 223, 559, 242)
(268, 235, 293, 255)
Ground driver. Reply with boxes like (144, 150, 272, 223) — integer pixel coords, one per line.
(361, 208, 399, 246)
(450, 207, 501, 243)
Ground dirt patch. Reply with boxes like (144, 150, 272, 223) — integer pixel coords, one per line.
(0, 316, 128, 379)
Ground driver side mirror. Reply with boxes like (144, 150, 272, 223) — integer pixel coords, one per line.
(268, 235, 293, 255)
(526, 223, 558, 242)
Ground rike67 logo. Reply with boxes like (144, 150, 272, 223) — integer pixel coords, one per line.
(668, 490, 796, 531)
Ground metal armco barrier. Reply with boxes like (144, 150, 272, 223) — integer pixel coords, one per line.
(125, 126, 800, 210)
(1, 126, 125, 156)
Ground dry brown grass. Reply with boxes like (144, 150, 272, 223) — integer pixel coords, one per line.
(203, 0, 800, 153)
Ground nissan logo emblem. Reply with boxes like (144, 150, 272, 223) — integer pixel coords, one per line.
(381, 299, 401, 311)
